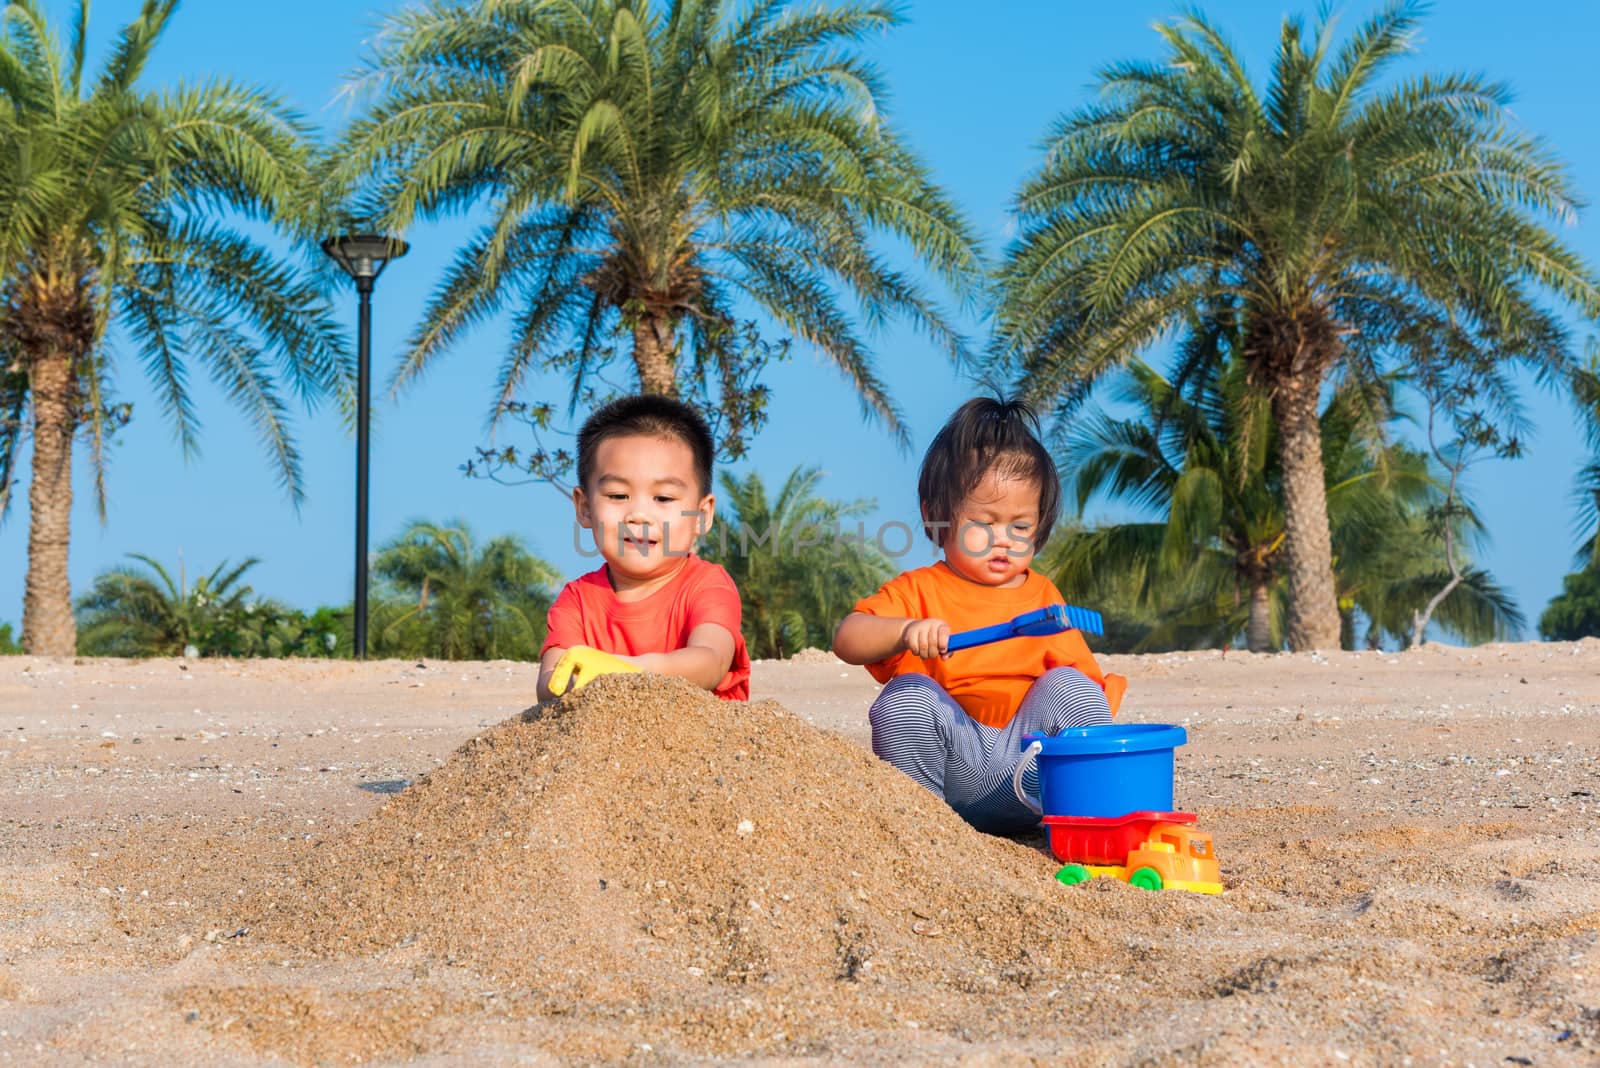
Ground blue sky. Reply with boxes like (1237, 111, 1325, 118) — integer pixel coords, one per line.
(3, 0, 1597, 639)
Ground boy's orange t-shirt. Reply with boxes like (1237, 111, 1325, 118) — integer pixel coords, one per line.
(541, 556, 751, 700)
(853, 562, 1125, 728)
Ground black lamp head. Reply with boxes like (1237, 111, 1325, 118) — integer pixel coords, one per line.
(321, 234, 410, 281)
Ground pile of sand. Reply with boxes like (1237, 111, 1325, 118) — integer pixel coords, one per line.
(243, 675, 1116, 1004)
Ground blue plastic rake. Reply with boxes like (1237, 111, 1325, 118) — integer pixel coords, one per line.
(946, 604, 1103, 653)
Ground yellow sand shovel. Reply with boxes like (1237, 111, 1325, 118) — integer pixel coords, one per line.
(547, 645, 642, 696)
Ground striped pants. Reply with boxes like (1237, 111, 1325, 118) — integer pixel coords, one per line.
(868, 668, 1113, 835)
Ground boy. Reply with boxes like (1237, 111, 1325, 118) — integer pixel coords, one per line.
(537, 395, 750, 702)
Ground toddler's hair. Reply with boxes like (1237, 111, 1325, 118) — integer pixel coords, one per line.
(576, 395, 715, 496)
(917, 397, 1060, 548)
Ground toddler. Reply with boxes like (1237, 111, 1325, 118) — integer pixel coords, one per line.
(833, 398, 1124, 832)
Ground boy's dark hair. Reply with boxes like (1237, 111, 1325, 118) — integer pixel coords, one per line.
(576, 395, 715, 496)
(918, 397, 1061, 548)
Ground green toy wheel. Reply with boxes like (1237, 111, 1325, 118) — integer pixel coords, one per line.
(1055, 863, 1092, 886)
(1128, 866, 1164, 891)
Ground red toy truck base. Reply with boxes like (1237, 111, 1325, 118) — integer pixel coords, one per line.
(1043, 811, 1224, 894)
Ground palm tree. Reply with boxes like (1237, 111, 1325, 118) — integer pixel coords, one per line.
(1539, 568, 1600, 641)
(76, 554, 272, 657)
(370, 519, 559, 660)
(0, 1, 346, 655)
(1032, 524, 1169, 655)
(1574, 458, 1600, 566)
(1051, 356, 1290, 652)
(331, 0, 981, 435)
(700, 466, 891, 659)
(1323, 391, 1522, 647)
(997, 2, 1600, 650)
(1049, 354, 1518, 651)
(1570, 359, 1600, 567)
(1334, 512, 1523, 648)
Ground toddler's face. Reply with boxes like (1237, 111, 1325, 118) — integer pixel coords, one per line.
(574, 434, 712, 584)
(938, 470, 1040, 588)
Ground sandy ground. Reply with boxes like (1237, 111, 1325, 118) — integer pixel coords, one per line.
(1, 642, 1597, 1066)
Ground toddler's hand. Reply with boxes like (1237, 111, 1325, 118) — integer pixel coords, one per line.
(900, 618, 951, 660)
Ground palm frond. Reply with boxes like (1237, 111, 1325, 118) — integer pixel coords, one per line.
(338, 0, 979, 439)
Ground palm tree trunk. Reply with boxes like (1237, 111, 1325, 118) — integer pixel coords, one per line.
(1246, 578, 1272, 653)
(1271, 370, 1341, 651)
(22, 345, 78, 655)
(632, 313, 679, 396)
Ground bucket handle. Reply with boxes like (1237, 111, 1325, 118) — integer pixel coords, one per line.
(1013, 739, 1043, 816)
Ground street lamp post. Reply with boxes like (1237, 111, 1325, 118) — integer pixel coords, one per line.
(321, 234, 409, 660)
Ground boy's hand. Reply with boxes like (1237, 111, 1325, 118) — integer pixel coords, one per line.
(548, 645, 643, 696)
(899, 618, 952, 660)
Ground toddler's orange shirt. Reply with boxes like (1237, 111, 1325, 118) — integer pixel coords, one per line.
(853, 562, 1125, 728)
(541, 556, 751, 700)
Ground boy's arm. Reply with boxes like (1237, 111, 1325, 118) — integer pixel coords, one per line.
(833, 611, 951, 663)
(538, 578, 585, 702)
(628, 622, 735, 690)
(536, 646, 567, 703)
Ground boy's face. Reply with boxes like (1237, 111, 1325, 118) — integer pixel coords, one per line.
(936, 469, 1040, 589)
(574, 433, 714, 583)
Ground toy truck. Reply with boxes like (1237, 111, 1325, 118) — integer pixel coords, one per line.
(1044, 810, 1223, 894)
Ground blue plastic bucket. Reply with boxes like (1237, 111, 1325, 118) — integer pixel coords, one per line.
(1022, 724, 1187, 818)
